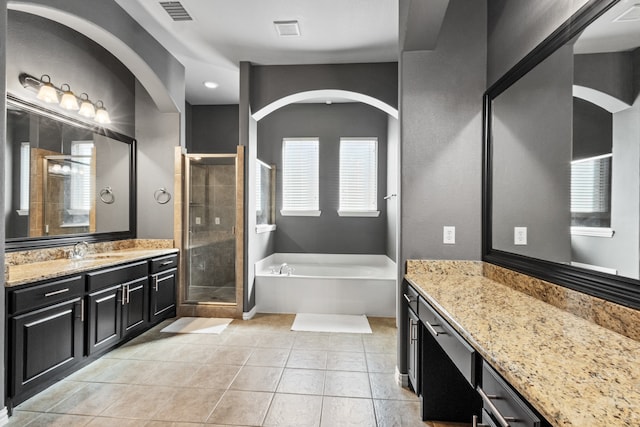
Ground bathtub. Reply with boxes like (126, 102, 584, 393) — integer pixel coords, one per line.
(255, 253, 396, 317)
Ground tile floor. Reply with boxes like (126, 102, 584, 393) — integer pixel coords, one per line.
(7, 314, 467, 427)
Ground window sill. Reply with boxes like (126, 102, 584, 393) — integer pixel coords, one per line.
(570, 227, 614, 238)
(256, 224, 276, 233)
(16, 209, 29, 216)
(280, 210, 321, 217)
(338, 210, 380, 217)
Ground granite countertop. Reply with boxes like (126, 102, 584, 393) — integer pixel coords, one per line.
(406, 271, 640, 427)
(6, 247, 179, 287)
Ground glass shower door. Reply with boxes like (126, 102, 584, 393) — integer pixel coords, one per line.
(185, 155, 237, 304)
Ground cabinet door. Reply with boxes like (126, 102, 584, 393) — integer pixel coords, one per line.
(87, 285, 122, 355)
(11, 298, 83, 401)
(150, 268, 176, 323)
(407, 307, 420, 394)
(122, 277, 149, 338)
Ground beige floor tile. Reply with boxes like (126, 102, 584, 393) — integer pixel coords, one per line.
(229, 365, 283, 392)
(139, 361, 199, 387)
(206, 390, 273, 426)
(374, 399, 426, 427)
(245, 347, 290, 367)
(223, 332, 262, 347)
(210, 346, 253, 365)
(144, 422, 205, 427)
(189, 364, 241, 389)
(363, 336, 397, 353)
(87, 416, 149, 426)
(16, 413, 93, 427)
(368, 317, 397, 336)
(101, 385, 175, 419)
(326, 351, 367, 372)
(369, 373, 419, 401)
(133, 340, 186, 361)
(5, 410, 42, 426)
(328, 334, 365, 352)
(152, 388, 223, 423)
(160, 343, 219, 364)
(48, 383, 130, 416)
(263, 393, 322, 427)
(286, 350, 327, 369)
(254, 333, 295, 349)
(324, 371, 372, 398)
(293, 334, 333, 351)
(366, 352, 397, 373)
(90, 359, 156, 384)
(15, 380, 86, 412)
(64, 358, 122, 382)
(277, 369, 325, 395)
(320, 396, 376, 427)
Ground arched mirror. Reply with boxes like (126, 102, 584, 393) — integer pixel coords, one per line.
(483, 0, 640, 309)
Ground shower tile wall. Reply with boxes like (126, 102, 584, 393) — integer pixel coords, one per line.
(188, 163, 236, 302)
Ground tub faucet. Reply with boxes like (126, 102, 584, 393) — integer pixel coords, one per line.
(278, 263, 289, 274)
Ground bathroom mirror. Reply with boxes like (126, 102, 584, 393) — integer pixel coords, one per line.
(5, 95, 136, 250)
(484, 0, 640, 309)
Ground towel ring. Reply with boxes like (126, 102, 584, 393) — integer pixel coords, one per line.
(154, 188, 171, 204)
(99, 187, 115, 204)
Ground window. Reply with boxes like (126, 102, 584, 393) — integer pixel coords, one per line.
(281, 138, 320, 216)
(339, 138, 379, 217)
(570, 153, 612, 230)
(68, 141, 94, 218)
(18, 142, 30, 215)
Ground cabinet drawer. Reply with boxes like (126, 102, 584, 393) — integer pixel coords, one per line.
(403, 282, 419, 313)
(9, 276, 84, 315)
(150, 254, 178, 274)
(480, 362, 541, 427)
(86, 261, 148, 292)
(419, 296, 477, 386)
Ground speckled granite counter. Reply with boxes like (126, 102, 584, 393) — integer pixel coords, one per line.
(405, 261, 640, 426)
(6, 240, 178, 287)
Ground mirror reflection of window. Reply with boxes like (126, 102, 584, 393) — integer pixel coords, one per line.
(69, 141, 93, 215)
(570, 153, 612, 228)
(18, 142, 30, 216)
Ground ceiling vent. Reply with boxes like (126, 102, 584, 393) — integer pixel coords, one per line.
(160, 1, 193, 21)
(274, 20, 301, 37)
(614, 4, 640, 22)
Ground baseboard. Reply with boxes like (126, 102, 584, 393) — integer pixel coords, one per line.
(0, 406, 9, 426)
(395, 366, 409, 387)
(243, 305, 257, 320)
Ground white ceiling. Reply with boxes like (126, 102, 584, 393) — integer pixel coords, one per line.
(114, 0, 399, 105)
(573, 0, 640, 54)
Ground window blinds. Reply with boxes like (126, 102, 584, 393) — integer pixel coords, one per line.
(70, 141, 94, 212)
(20, 143, 30, 212)
(571, 154, 611, 213)
(339, 138, 377, 212)
(282, 138, 319, 213)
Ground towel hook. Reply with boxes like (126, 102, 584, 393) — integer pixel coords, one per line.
(99, 187, 115, 204)
(154, 188, 172, 204)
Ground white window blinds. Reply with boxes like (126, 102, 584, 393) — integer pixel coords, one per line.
(571, 154, 611, 213)
(70, 141, 94, 213)
(339, 138, 378, 215)
(19, 143, 30, 213)
(282, 138, 320, 215)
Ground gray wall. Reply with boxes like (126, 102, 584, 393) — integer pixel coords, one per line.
(1, 0, 7, 413)
(95, 134, 130, 233)
(258, 103, 388, 254)
(491, 46, 573, 263)
(135, 81, 179, 239)
(573, 98, 612, 160)
(6, 11, 135, 137)
(187, 105, 239, 154)
(574, 52, 635, 106)
(487, 0, 589, 86)
(250, 63, 398, 113)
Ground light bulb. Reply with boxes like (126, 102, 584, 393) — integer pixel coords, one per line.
(94, 101, 111, 124)
(36, 75, 59, 104)
(78, 94, 96, 118)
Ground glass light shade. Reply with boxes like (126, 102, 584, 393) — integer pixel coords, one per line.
(95, 107, 111, 124)
(36, 83, 59, 104)
(78, 100, 96, 118)
(60, 92, 79, 110)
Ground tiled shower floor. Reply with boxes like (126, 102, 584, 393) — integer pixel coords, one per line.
(7, 314, 467, 426)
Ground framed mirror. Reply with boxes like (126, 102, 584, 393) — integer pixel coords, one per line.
(483, 0, 640, 309)
(5, 95, 136, 250)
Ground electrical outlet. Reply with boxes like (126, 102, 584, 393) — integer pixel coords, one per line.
(215, 217, 221, 225)
(195, 217, 201, 225)
(514, 227, 527, 245)
(443, 226, 455, 244)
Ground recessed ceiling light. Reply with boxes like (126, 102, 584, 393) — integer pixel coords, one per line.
(274, 20, 300, 37)
(203, 81, 219, 89)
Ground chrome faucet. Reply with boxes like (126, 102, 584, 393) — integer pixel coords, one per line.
(71, 241, 89, 259)
(278, 263, 289, 274)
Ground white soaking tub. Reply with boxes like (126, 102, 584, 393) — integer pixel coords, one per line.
(255, 253, 396, 317)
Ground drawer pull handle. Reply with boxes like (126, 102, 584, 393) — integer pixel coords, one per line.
(410, 319, 418, 342)
(403, 293, 416, 304)
(477, 386, 513, 427)
(424, 320, 447, 337)
(44, 288, 70, 297)
(160, 260, 173, 266)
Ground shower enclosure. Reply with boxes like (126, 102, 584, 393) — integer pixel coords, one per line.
(183, 148, 244, 316)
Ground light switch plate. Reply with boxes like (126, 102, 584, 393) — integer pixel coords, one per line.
(443, 226, 455, 244)
(514, 226, 527, 245)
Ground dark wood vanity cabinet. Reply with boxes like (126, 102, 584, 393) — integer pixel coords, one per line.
(86, 261, 149, 355)
(7, 275, 85, 407)
(149, 254, 178, 323)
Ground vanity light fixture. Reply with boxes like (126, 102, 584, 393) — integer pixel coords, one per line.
(20, 73, 112, 125)
(59, 84, 80, 111)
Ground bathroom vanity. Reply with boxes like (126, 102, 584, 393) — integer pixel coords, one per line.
(4, 244, 178, 411)
(403, 260, 640, 426)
